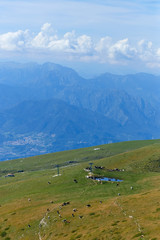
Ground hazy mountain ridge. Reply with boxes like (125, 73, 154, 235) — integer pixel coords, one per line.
(0, 62, 160, 160)
(0, 98, 122, 160)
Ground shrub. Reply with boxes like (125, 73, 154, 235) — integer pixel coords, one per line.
(0, 231, 7, 237)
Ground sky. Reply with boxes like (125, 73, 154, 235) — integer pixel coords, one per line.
(0, 0, 160, 76)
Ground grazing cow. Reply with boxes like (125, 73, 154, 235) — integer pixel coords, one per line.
(86, 204, 91, 207)
(48, 182, 51, 184)
(73, 208, 77, 212)
(59, 214, 62, 218)
(130, 186, 133, 190)
(74, 179, 78, 183)
(57, 210, 60, 214)
(62, 219, 70, 223)
(28, 224, 31, 228)
(79, 215, 83, 219)
(100, 201, 102, 204)
(47, 208, 50, 212)
(72, 213, 75, 217)
(118, 193, 121, 196)
(62, 201, 70, 206)
(63, 219, 70, 223)
(48, 216, 50, 219)
(50, 201, 54, 204)
(28, 198, 31, 202)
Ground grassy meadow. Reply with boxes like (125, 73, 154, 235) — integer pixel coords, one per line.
(0, 140, 160, 239)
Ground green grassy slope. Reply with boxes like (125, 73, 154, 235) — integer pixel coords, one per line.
(1, 139, 160, 174)
(0, 139, 160, 240)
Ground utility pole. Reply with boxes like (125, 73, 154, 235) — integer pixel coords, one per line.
(89, 162, 93, 172)
(56, 165, 60, 176)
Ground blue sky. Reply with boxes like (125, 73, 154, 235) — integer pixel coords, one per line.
(0, 0, 160, 76)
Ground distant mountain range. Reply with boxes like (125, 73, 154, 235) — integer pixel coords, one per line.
(0, 62, 160, 161)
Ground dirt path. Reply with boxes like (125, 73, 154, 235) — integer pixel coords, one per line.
(114, 198, 145, 239)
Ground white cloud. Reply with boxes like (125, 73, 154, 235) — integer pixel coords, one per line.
(76, 35, 92, 53)
(31, 23, 57, 49)
(137, 39, 154, 61)
(0, 29, 30, 51)
(95, 37, 137, 64)
(0, 23, 160, 70)
(32, 26, 93, 55)
(49, 31, 77, 52)
(95, 36, 112, 62)
(108, 39, 137, 60)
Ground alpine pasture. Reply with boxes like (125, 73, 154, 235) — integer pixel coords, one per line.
(0, 140, 160, 240)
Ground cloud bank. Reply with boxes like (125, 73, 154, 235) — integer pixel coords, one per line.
(0, 23, 159, 69)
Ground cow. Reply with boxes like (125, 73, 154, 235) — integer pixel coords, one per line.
(86, 204, 91, 207)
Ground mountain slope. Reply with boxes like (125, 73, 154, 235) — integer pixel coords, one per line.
(0, 62, 160, 160)
(0, 98, 122, 160)
(0, 140, 160, 239)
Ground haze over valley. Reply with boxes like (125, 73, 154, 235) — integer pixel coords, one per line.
(0, 62, 160, 161)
